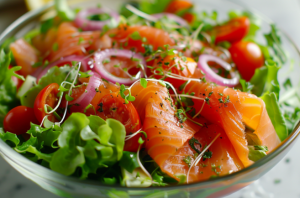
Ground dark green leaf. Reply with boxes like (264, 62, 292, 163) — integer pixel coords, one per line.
(119, 151, 140, 173)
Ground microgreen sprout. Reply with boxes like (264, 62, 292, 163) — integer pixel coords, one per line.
(186, 133, 220, 184)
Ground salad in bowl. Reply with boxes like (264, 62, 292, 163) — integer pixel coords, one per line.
(0, 0, 299, 197)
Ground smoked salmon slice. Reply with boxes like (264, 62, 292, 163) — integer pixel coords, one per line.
(10, 38, 39, 77)
(46, 22, 101, 62)
(131, 81, 200, 167)
(162, 124, 244, 183)
(110, 25, 175, 53)
(184, 81, 281, 167)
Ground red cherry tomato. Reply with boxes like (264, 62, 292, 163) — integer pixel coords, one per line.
(34, 83, 60, 123)
(209, 16, 250, 44)
(165, 0, 193, 14)
(96, 92, 141, 152)
(229, 41, 264, 81)
(3, 106, 39, 135)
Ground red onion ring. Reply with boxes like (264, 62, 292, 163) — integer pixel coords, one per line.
(94, 49, 145, 85)
(197, 54, 239, 87)
(34, 55, 91, 82)
(68, 71, 102, 112)
(75, 8, 120, 31)
(152, 13, 189, 27)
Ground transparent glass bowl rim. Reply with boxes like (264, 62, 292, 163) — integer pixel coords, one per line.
(0, 0, 300, 191)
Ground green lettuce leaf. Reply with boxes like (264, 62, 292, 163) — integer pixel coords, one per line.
(248, 145, 268, 162)
(119, 151, 140, 173)
(27, 123, 62, 148)
(260, 92, 288, 141)
(50, 113, 126, 178)
(0, 50, 22, 126)
(250, 60, 280, 99)
(21, 66, 76, 108)
(0, 128, 19, 147)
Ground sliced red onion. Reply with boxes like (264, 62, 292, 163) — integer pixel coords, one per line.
(69, 71, 102, 112)
(75, 8, 120, 31)
(94, 49, 145, 85)
(152, 13, 189, 27)
(197, 54, 239, 87)
(34, 55, 91, 82)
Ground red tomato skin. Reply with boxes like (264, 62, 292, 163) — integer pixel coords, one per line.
(3, 106, 39, 135)
(165, 0, 193, 14)
(229, 41, 265, 81)
(96, 93, 142, 152)
(34, 83, 60, 123)
(211, 16, 250, 44)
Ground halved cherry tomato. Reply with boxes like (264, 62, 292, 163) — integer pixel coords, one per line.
(165, 0, 193, 14)
(3, 106, 39, 135)
(209, 16, 250, 44)
(150, 54, 197, 89)
(229, 41, 264, 81)
(34, 83, 60, 123)
(96, 92, 141, 152)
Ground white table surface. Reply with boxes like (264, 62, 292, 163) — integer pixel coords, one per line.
(1, 0, 300, 197)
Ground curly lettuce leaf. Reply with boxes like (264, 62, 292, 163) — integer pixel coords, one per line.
(0, 128, 20, 146)
(21, 66, 77, 108)
(0, 50, 23, 126)
(261, 92, 288, 141)
(50, 113, 126, 178)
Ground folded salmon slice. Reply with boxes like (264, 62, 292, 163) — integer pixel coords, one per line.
(46, 22, 100, 62)
(184, 81, 281, 167)
(10, 38, 39, 77)
(109, 25, 175, 53)
(131, 81, 200, 167)
(162, 124, 244, 183)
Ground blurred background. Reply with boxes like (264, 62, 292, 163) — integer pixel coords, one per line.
(0, 0, 300, 197)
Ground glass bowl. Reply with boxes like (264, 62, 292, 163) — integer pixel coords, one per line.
(0, 0, 300, 197)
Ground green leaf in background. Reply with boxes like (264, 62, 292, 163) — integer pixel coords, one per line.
(54, 0, 75, 21)
(119, 151, 139, 173)
(139, 0, 173, 14)
(260, 92, 288, 141)
(21, 66, 77, 108)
